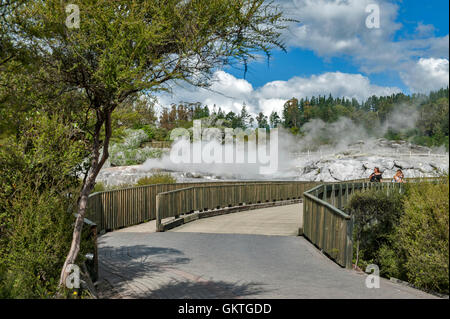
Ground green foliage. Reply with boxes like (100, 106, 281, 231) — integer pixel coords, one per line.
(0, 188, 74, 298)
(109, 129, 165, 166)
(346, 178, 449, 294)
(141, 125, 169, 141)
(346, 187, 405, 269)
(93, 182, 106, 193)
(112, 98, 157, 131)
(277, 88, 449, 149)
(141, 125, 155, 140)
(384, 178, 449, 294)
(136, 173, 176, 186)
(0, 115, 87, 298)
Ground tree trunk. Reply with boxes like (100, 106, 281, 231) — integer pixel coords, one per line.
(58, 110, 112, 290)
(58, 176, 95, 288)
(355, 239, 360, 269)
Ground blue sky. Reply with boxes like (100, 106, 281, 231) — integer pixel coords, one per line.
(226, 0, 449, 93)
(159, 0, 449, 115)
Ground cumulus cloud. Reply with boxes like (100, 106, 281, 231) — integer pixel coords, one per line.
(400, 58, 450, 93)
(277, 0, 449, 88)
(155, 0, 448, 109)
(157, 70, 401, 115)
(282, 0, 401, 57)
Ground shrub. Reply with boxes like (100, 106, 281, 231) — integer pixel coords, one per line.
(0, 188, 74, 298)
(136, 173, 176, 186)
(141, 124, 154, 140)
(108, 129, 165, 166)
(346, 178, 449, 294)
(0, 115, 88, 298)
(346, 187, 405, 269)
(93, 181, 106, 193)
(391, 178, 449, 294)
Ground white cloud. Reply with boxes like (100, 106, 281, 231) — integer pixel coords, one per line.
(415, 22, 436, 38)
(157, 70, 401, 116)
(400, 58, 449, 93)
(276, 0, 449, 89)
(156, 1, 448, 111)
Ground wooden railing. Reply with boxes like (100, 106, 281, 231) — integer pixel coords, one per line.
(303, 182, 404, 268)
(155, 182, 317, 231)
(146, 141, 172, 148)
(86, 181, 317, 233)
(86, 176, 431, 235)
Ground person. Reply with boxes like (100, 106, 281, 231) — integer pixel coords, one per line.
(369, 167, 383, 182)
(392, 169, 405, 183)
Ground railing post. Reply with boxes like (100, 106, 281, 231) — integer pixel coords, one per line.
(345, 215, 354, 269)
(156, 194, 163, 232)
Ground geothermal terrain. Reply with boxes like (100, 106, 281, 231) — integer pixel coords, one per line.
(97, 138, 448, 187)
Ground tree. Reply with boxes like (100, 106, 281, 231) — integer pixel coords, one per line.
(2, 0, 288, 287)
(239, 103, 251, 129)
(269, 111, 280, 128)
(282, 98, 301, 128)
(256, 112, 269, 128)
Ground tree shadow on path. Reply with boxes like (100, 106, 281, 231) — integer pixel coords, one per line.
(98, 244, 269, 299)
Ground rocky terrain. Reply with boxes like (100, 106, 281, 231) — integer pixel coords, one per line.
(97, 138, 448, 186)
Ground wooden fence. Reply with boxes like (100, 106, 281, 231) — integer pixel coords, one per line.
(86, 177, 429, 235)
(303, 182, 404, 268)
(155, 182, 317, 231)
(146, 141, 172, 148)
(86, 181, 318, 232)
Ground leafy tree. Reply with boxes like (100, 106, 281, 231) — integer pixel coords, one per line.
(256, 112, 269, 129)
(269, 110, 281, 128)
(3, 0, 288, 286)
(282, 98, 301, 128)
(232, 103, 251, 129)
(112, 97, 157, 130)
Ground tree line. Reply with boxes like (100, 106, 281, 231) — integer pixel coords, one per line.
(149, 87, 449, 149)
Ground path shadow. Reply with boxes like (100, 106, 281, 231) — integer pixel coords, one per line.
(98, 244, 269, 299)
(99, 245, 191, 291)
(128, 279, 268, 299)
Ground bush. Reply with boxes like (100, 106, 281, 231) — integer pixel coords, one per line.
(0, 188, 74, 298)
(108, 129, 165, 166)
(92, 181, 106, 193)
(136, 173, 176, 186)
(346, 178, 449, 294)
(141, 124, 155, 140)
(0, 115, 88, 298)
(346, 187, 405, 269)
(389, 178, 449, 294)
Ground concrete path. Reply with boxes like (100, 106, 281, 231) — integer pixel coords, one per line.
(97, 204, 436, 299)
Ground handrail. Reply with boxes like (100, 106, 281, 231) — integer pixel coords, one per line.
(86, 180, 317, 233)
(86, 177, 433, 234)
(155, 182, 311, 231)
(303, 182, 404, 268)
(303, 192, 351, 219)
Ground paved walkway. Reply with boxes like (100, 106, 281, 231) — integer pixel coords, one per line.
(171, 204, 302, 236)
(98, 204, 436, 299)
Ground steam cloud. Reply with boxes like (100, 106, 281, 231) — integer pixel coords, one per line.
(138, 110, 448, 181)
